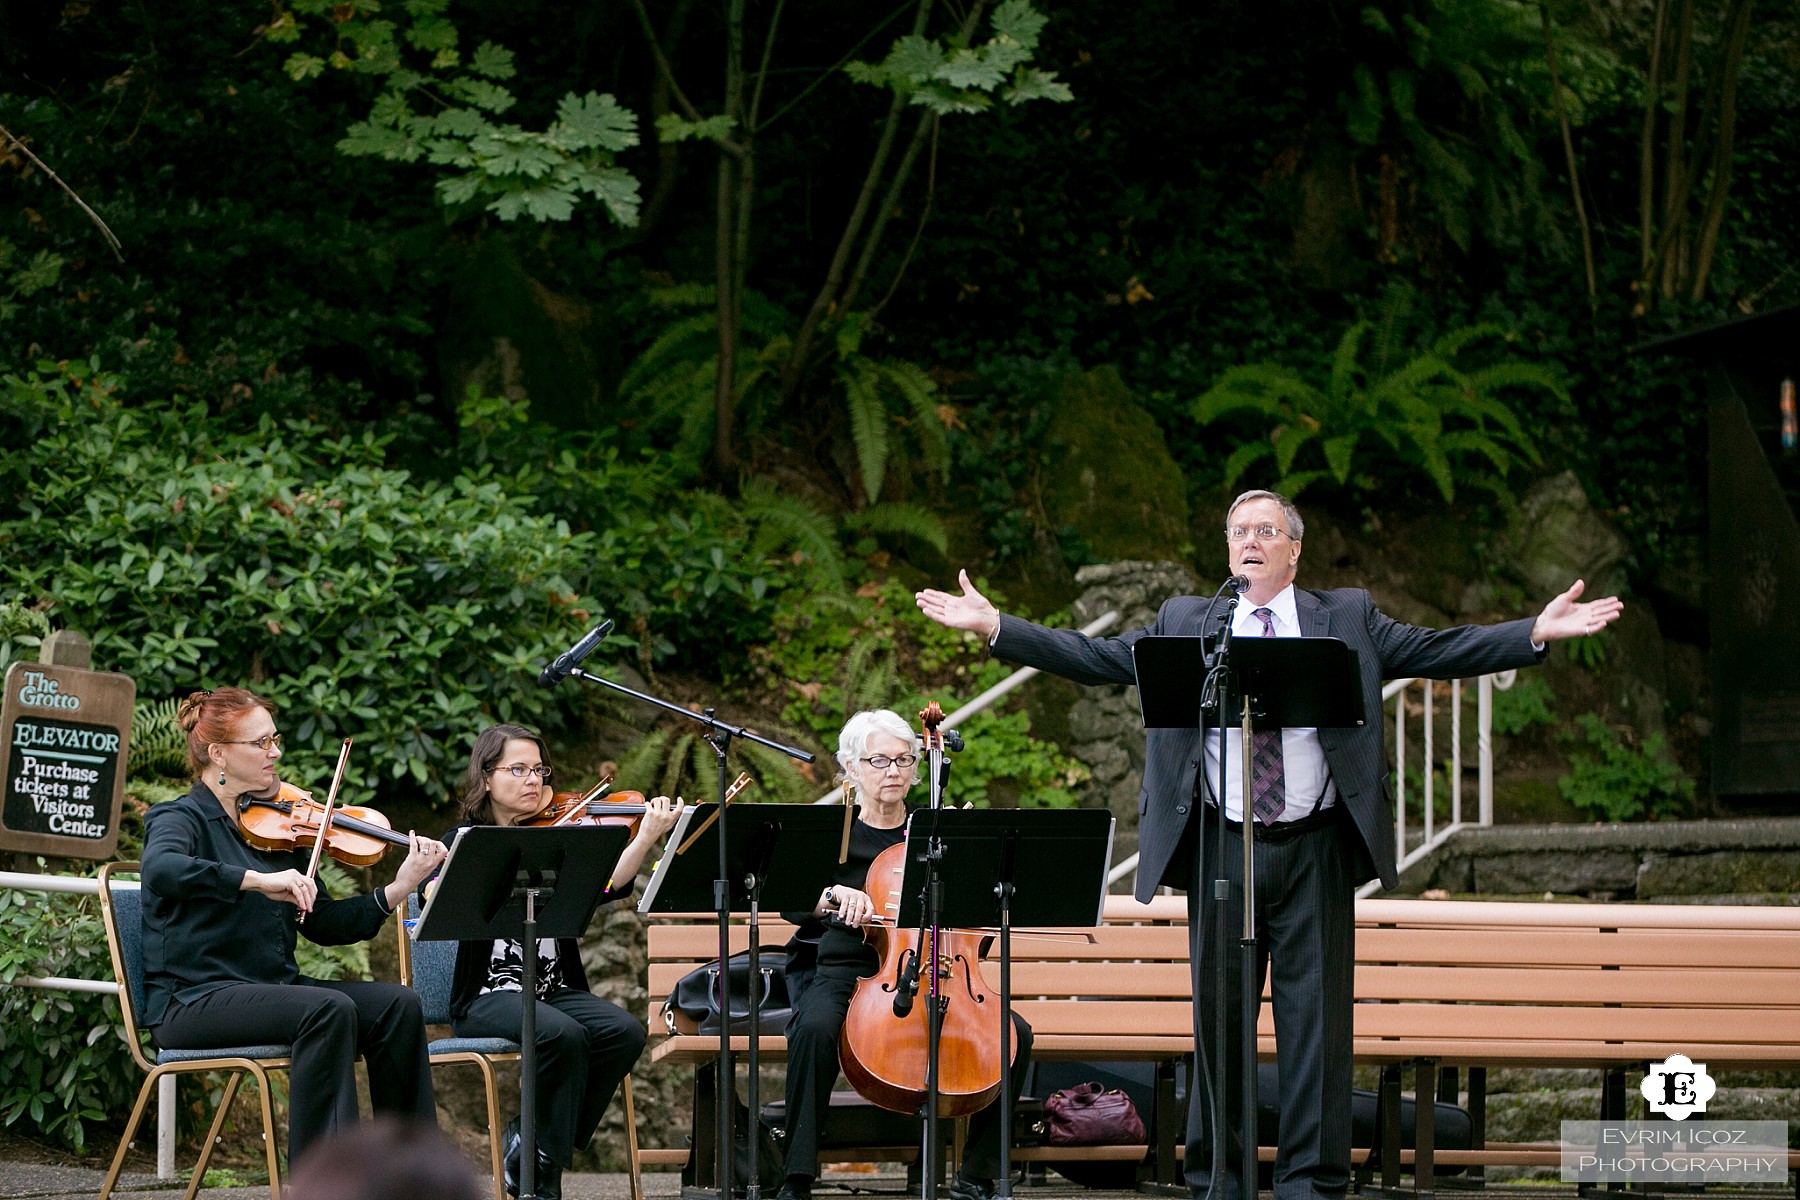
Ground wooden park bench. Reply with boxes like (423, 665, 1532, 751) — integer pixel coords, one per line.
(634, 897, 1800, 1198)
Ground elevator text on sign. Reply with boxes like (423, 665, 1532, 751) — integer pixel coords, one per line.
(0, 661, 135, 860)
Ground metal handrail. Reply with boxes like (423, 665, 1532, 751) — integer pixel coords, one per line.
(811, 610, 1122, 805)
(0, 870, 174, 1180)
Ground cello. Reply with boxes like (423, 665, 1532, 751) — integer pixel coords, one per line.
(837, 702, 1016, 1119)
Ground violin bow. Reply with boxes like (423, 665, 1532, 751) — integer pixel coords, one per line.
(297, 737, 354, 925)
(674, 772, 753, 855)
(839, 778, 855, 864)
(549, 773, 615, 827)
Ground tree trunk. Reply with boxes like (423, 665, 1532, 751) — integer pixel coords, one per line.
(712, 0, 748, 478)
(1687, 0, 1754, 302)
(1638, 0, 1668, 276)
(1540, 2, 1596, 306)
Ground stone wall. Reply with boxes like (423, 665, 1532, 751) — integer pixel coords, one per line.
(1059, 560, 1201, 843)
(1395, 816, 1800, 901)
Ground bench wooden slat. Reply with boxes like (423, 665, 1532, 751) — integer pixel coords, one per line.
(1358, 897, 1800, 931)
(637, 897, 1800, 1194)
(1356, 926, 1800, 968)
(1354, 963, 1800, 1005)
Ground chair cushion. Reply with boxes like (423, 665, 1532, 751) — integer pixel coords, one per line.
(429, 1036, 521, 1056)
(156, 1045, 292, 1064)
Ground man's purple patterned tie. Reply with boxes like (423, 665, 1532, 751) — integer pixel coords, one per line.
(1249, 607, 1286, 825)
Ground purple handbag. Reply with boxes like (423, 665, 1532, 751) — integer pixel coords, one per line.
(1043, 1082, 1147, 1145)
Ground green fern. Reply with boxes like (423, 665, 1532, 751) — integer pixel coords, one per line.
(843, 503, 948, 554)
(740, 479, 846, 587)
(128, 696, 189, 780)
(1193, 305, 1553, 504)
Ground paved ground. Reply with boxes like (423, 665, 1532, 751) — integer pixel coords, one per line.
(4, 1155, 1792, 1200)
(0, 1162, 1095, 1200)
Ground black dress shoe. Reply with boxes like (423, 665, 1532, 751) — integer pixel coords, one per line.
(948, 1173, 997, 1200)
(501, 1118, 523, 1197)
(532, 1152, 563, 1200)
(774, 1174, 813, 1200)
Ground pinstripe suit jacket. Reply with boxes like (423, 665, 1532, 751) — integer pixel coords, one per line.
(993, 587, 1544, 901)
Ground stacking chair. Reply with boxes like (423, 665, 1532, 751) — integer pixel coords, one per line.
(398, 898, 649, 1200)
(97, 861, 292, 1200)
(398, 896, 521, 1200)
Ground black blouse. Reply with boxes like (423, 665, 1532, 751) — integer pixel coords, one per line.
(782, 813, 908, 987)
(140, 783, 388, 1028)
(435, 822, 635, 1021)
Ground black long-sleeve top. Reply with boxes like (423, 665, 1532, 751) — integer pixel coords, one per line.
(781, 813, 908, 998)
(435, 822, 635, 1021)
(140, 782, 389, 1028)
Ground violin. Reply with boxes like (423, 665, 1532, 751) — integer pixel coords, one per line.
(521, 774, 653, 835)
(837, 701, 1016, 1118)
(237, 781, 411, 869)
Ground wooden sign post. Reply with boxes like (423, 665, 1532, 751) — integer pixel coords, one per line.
(0, 649, 135, 860)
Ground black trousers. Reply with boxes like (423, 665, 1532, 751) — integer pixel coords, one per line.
(455, 987, 648, 1168)
(782, 963, 1034, 1183)
(154, 979, 435, 1164)
(1184, 813, 1357, 1200)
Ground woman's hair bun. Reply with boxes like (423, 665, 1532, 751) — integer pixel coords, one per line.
(176, 690, 211, 733)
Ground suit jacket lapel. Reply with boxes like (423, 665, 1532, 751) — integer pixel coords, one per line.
(1296, 588, 1329, 638)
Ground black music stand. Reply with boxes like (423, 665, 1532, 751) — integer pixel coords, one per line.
(892, 806, 1115, 1197)
(1133, 633, 1363, 1200)
(641, 804, 853, 1199)
(415, 824, 631, 1200)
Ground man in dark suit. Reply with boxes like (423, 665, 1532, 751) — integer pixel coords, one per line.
(916, 489, 1622, 1200)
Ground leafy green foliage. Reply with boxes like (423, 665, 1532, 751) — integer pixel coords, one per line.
(742, 579, 1088, 809)
(279, 3, 642, 226)
(1193, 286, 1560, 503)
(0, 880, 136, 1152)
(1489, 674, 1556, 737)
(835, 314, 952, 505)
(846, 0, 1073, 115)
(1565, 632, 1607, 670)
(0, 237, 63, 326)
(618, 289, 954, 511)
(1340, 0, 1604, 256)
(0, 599, 49, 674)
(128, 696, 189, 780)
(1557, 714, 1693, 822)
(0, 360, 598, 804)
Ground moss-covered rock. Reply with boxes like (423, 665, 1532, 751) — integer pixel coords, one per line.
(1039, 367, 1192, 567)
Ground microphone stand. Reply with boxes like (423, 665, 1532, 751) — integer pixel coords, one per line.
(1197, 582, 1241, 1200)
(564, 665, 814, 1199)
(910, 722, 960, 1200)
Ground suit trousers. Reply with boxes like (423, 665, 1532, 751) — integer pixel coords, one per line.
(1183, 809, 1356, 1200)
(153, 979, 435, 1164)
(455, 987, 648, 1167)
(782, 964, 1035, 1183)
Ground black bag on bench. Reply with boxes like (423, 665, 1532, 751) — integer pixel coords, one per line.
(663, 946, 794, 1036)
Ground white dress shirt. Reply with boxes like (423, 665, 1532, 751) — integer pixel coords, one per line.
(1202, 583, 1337, 823)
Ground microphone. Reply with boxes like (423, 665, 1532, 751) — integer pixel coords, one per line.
(1224, 574, 1250, 594)
(892, 949, 921, 1018)
(536, 619, 615, 689)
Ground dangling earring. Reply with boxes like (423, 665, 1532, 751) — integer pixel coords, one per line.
(218, 770, 227, 786)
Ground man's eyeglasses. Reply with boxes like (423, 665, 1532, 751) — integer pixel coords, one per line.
(490, 764, 554, 780)
(861, 754, 918, 770)
(1225, 524, 1293, 543)
(221, 732, 284, 752)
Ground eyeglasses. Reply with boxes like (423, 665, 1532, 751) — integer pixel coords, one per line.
(220, 732, 284, 752)
(489, 764, 554, 780)
(860, 754, 918, 770)
(1225, 524, 1293, 543)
